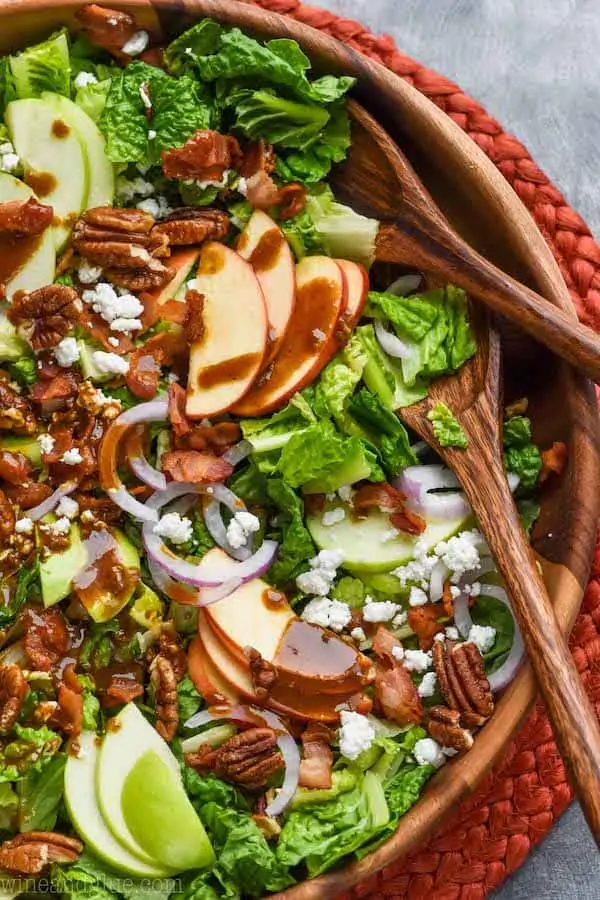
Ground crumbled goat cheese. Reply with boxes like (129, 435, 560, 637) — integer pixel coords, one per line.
(121, 30, 149, 56)
(435, 531, 481, 581)
(468, 624, 496, 654)
(44, 516, 71, 536)
(312, 328, 326, 343)
(56, 497, 79, 520)
(153, 512, 193, 546)
(0, 153, 20, 174)
(139, 82, 152, 109)
(302, 597, 352, 633)
(409, 586, 429, 607)
(450, 585, 462, 599)
(136, 196, 172, 219)
(91, 351, 130, 375)
(350, 627, 366, 642)
(418, 671, 438, 698)
(445, 626, 460, 640)
(185, 170, 230, 191)
(108, 337, 120, 348)
(148, 129, 157, 140)
(296, 550, 344, 597)
(54, 337, 80, 368)
(362, 597, 400, 623)
(403, 649, 433, 672)
(74, 71, 98, 89)
(337, 485, 353, 503)
(237, 176, 248, 196)
(82, 283, 143, 327)
(15, 517, 34, 534)
(226, 510, 260, 550)
(463, 581, 481, 598)
(338, 710, 375, 761)
(78, 261, 103, 284)
(322, 507, 346, 527)
(38, 434, 55, 455)
(382, 527, 400, 543)
(391, 645, 404, 662)
(110, 317, 142, 333)
(116, 175, 154, 204)
(61, 449, 83, 466)
(413, 737, 446, 768)
(392, 610, 408, 627)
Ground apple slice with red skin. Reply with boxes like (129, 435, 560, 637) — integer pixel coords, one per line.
(336, 258, 369, 330)
(236, 210, 296, 368)
(138, 249, 200, 330)
(186, 242, 268, 418)
(231, 256, 347, 417)
(188, 634, 238, 706)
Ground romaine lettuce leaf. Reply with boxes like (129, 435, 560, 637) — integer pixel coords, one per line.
(17, 753, 66, 832)
(177, 674, 203, 724)
(356, 324, 428, 410)
(314, 340, 366, 432)
(266, 479, 316, 587)
(99, 62, 165, 164)
(293, 184, 378, 264)
(276, 101, 352, 183)
(225, 87, 329, 150)
(9, 30, 70, 99)
(470, 592, 515, 673)
(0, 783, 17, 831)
(348, 388, 418, 474)
(74, 79, 111, 122)
(183, 768, 248, 813)
(240, 390, 316, 458)
(503, 414, 542, 491)
(0, 724, 61, 782)
(427, 401, 468, 449)
(0, 58, 15, 117)
(149, 74, 213, 161)
(53, 850, 176, 900)
(0, 555, 40, 627)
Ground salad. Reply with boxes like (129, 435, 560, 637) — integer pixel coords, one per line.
(0, 7, 567, 899)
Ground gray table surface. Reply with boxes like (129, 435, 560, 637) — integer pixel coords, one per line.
(317, 0, 600, 895)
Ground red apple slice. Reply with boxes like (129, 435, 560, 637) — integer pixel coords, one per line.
(186, 242, 268, 418)
(188, 634, 238, 705)
(142, 248, 200, 308)
(236, 211, 295, 368)
(336, 259, 369, 330)
(231, 256, 347, 417)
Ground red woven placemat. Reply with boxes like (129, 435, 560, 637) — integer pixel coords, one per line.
(246, 0, 600, 896)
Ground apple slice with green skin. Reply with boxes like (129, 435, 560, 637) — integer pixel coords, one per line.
(231, 256, 347, 417)
(139, 248, 200, 310)
(5, 97, 89, 251)
(64, 731, 174, 878)
(185, 242, 268, 418)
(236, 210, 296, 367)
(0, 172, 56, 299)
(122, 749, 215, 872)
(97, 703, 181, 864)
(336, 259, 369, 329)
(42, 92, 114, 209)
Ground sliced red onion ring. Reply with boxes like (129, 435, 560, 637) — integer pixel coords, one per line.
(222, 439, 253, 467)
(27, 481, 77, 522)
(183, 705, 300, 817)
(461, 559, 496, 584)
(203, 499, 251, 562)
(478, 584, 525, 691)
(129, 455, 167, 492)
(507, 472, 520, 492)
(386, 273, 423, 296)
(397, 465, 461, 495)
(206, 483, 246, 513)
(108, 486, 159, 524)
(429, 560, 449, 603)
(116, 396, 169, 427)
(374, 318, 414, 359)
(145, 481, 206, 511)
(453, 592, 473, 639)
(149, 555, 241, 607)
(411, 441, 429, 458)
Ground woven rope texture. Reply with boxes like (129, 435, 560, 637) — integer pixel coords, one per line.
(245, 1, 600, 896)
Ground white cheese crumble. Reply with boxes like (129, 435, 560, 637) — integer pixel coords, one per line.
(54, 337, 80, 368)
(467, 624, 496, 655)
(108, 337, 120, 348)
(237, 176, 248, 196)
(74, 71, 98, 89)
(56, 496, 79, 520)
(82, 283, 143, 329)
(139, 82, 152, 109)
(121, 30, 149, 56)
(350, 626, 366, 643)
(403, 649, 433, 672)
(15, 517, 34, 534)
(116, 175, 155, 204)
(226, 510, 260, 550)
(148, 129, 157, 140)
(337, 485, 353, 503)
(312, 328, 326, 343)
(435, 531, 481, 582)
(38, 434, 55, 455)
(78, 261, 103, 284)
(136, 196, 173, 219)
(408, 586, 429, 607)
(413, 737, 446, 768)
(392, 610, 408, 627)
(153, 512, 193, 546)
(445, 626, 460, 640)
(418, 671, 438, 698)
(296, 549, 344, 597)
(391, 645, 404, 662)
(61, 449, 83, 466)
(0, 141, 20, 173)
(43, 516, 71, 536)
(302, 597, 351, 632)
(91, 351, 130, 375)
(338, 710, 375, 761)
(321, 507, 345, 527)
(110, 317, 143, 333)
(362, 596, 400, 623)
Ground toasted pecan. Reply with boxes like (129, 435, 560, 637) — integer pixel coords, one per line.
(187, 726, 284, 792)
(0, 832, 82, 874)
(152, 208, 230, 247)
(0, 665, 29, 734)
(0, 375, 37, 436)
(433, 638, 494, 728)
(150, 655, 178, 743)
(427, 705, 474, 752)
(8, 285, 82, 351)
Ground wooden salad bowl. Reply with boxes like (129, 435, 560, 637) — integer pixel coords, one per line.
(1, 0, 600, 896)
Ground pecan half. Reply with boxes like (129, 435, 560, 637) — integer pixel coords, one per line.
(188, 727, 284, 792)
(0, 373, 37, 435)
(76, 4, 138, 55)
(0, 832, 82, 875)
(427, 705, 474, 752)
(150, 655, 178, 742)
(105, 266, 171, 292)
(433, 639, 494, 728)
(22, 608, 70, 672)
(148, 626, 187, 682)
(0, 198, 53, 237)
(244, 647, 278, 700)
(0, 489, 15, 540)
(161, 130, 240, 181)
(152, 208, 230, 247)
(0, 665, 29, 734)
(83, 207, 155, 233)
(8, 285, 82, 351)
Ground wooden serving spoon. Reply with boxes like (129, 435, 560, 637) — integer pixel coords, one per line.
(331, 101, 600, 384)
(335, 103, 600, 844)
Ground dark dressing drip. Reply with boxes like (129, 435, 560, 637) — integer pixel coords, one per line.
(197, 352, 261, 390)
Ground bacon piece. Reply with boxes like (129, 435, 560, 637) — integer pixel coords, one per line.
(125, 344, 163, 401)
(354, 482, 426, 535)
(4, 481, 52, 509)
(184, 421, 241, 454)
(103, 673, 144, 706)
(244, 172, 307, 220)
(0, 198, 53, 236)
(375, 661, 423, 726)
(29, 372, 79, 406)
(80, 309, 134, 355)
(408, 604, 445, 650)
(168, 383, 191, 438)
(299, 722, 333, 789)
(161, 449, 234, 484)
(372, 625, 404, 662)
(161, 130, 240, 182)
(539, 441, 568, 483)
(76, 4, 137, 55)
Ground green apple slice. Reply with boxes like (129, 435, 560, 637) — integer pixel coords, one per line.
(0, 172, 56, 299)
(96, 704, 181, 864)
(65, 731, 173, 877)
(122, 749, 215, 872)
(42, 92, 114, 209)
(5, 97, 89, 251)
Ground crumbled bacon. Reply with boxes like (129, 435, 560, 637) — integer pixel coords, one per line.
(125, 344, 163, 401)
(0, 198, 53, 236)
(103, 675, 144, 707)
(374, 660, 423, 726)
(244, 171, 307, 219)
(30, 372, 79, 406)
(52, 666, 83, 738)
(161, 130, 240, 182)
(539, 441, 568, 483)
(168, 383, 191, 438)
(80, 308, 134, 355)
(239, 140, 276, 178)
(372, 625, 404, 661)
(184, 421, 242, 454)
(408, 604, 445, 650)
(161, 450, 234, 484)
(354, 482, 426, 535)
(76, 4, 138, 55)
(299, 722, 334, 789)
(4, 481, 52, 510)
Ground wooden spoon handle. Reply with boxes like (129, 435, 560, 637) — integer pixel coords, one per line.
(377, 222, 600, 383)
(448, 425, 600, 845)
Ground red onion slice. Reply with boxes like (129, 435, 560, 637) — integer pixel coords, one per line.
(108, 486, 159, 524)
(129, 455, 167, 492)
(206, 483, 246, 513)
(149, 555, 241, 607)
(385, 273, 423, 296)
(203, 499, 251, 562)
(222, 439, 253, 467)
(116, 396, 169, 427)
(478, 584, 525, 691)
(374, 318, 414, 359)
(429, 560, 449, 603)
(453, 592, 473, 639)
(27, 481, 77, 522)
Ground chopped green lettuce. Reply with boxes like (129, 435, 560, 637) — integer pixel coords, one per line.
(9, 30, 70, 99)
(8, 356, 37, 388)
(149, 75, 212, 161)
(517, 498, 541, 536)
(470, 592, 515, 673)
(240, 390, 316, 462)
(427, 402, 468, 449)
(99, 62, 165, 164)
(225, 87, 329, 150)
(266, 479, 315, 587)
(177, 675, 203, 725)
(331, 576, 366, 608)
(76, 674, 100, 732)
(0, 725, 61, 782)
(503, 414, 542, 491)
(17, 753, 66, 832)
(314, 341, 366, 432)
(0, 556, 40, 627)
(0, 316, 30, 364)
(276, 102, 352, 183)
(297, 185, 378, 264)
(0, 783, 17, 831)
(74, 79, 111, 121)
(348, 388, 418, 475)
(0, 58, 15, 116)
(53, 850, 176, 900)
(356, 324, 428, 409)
